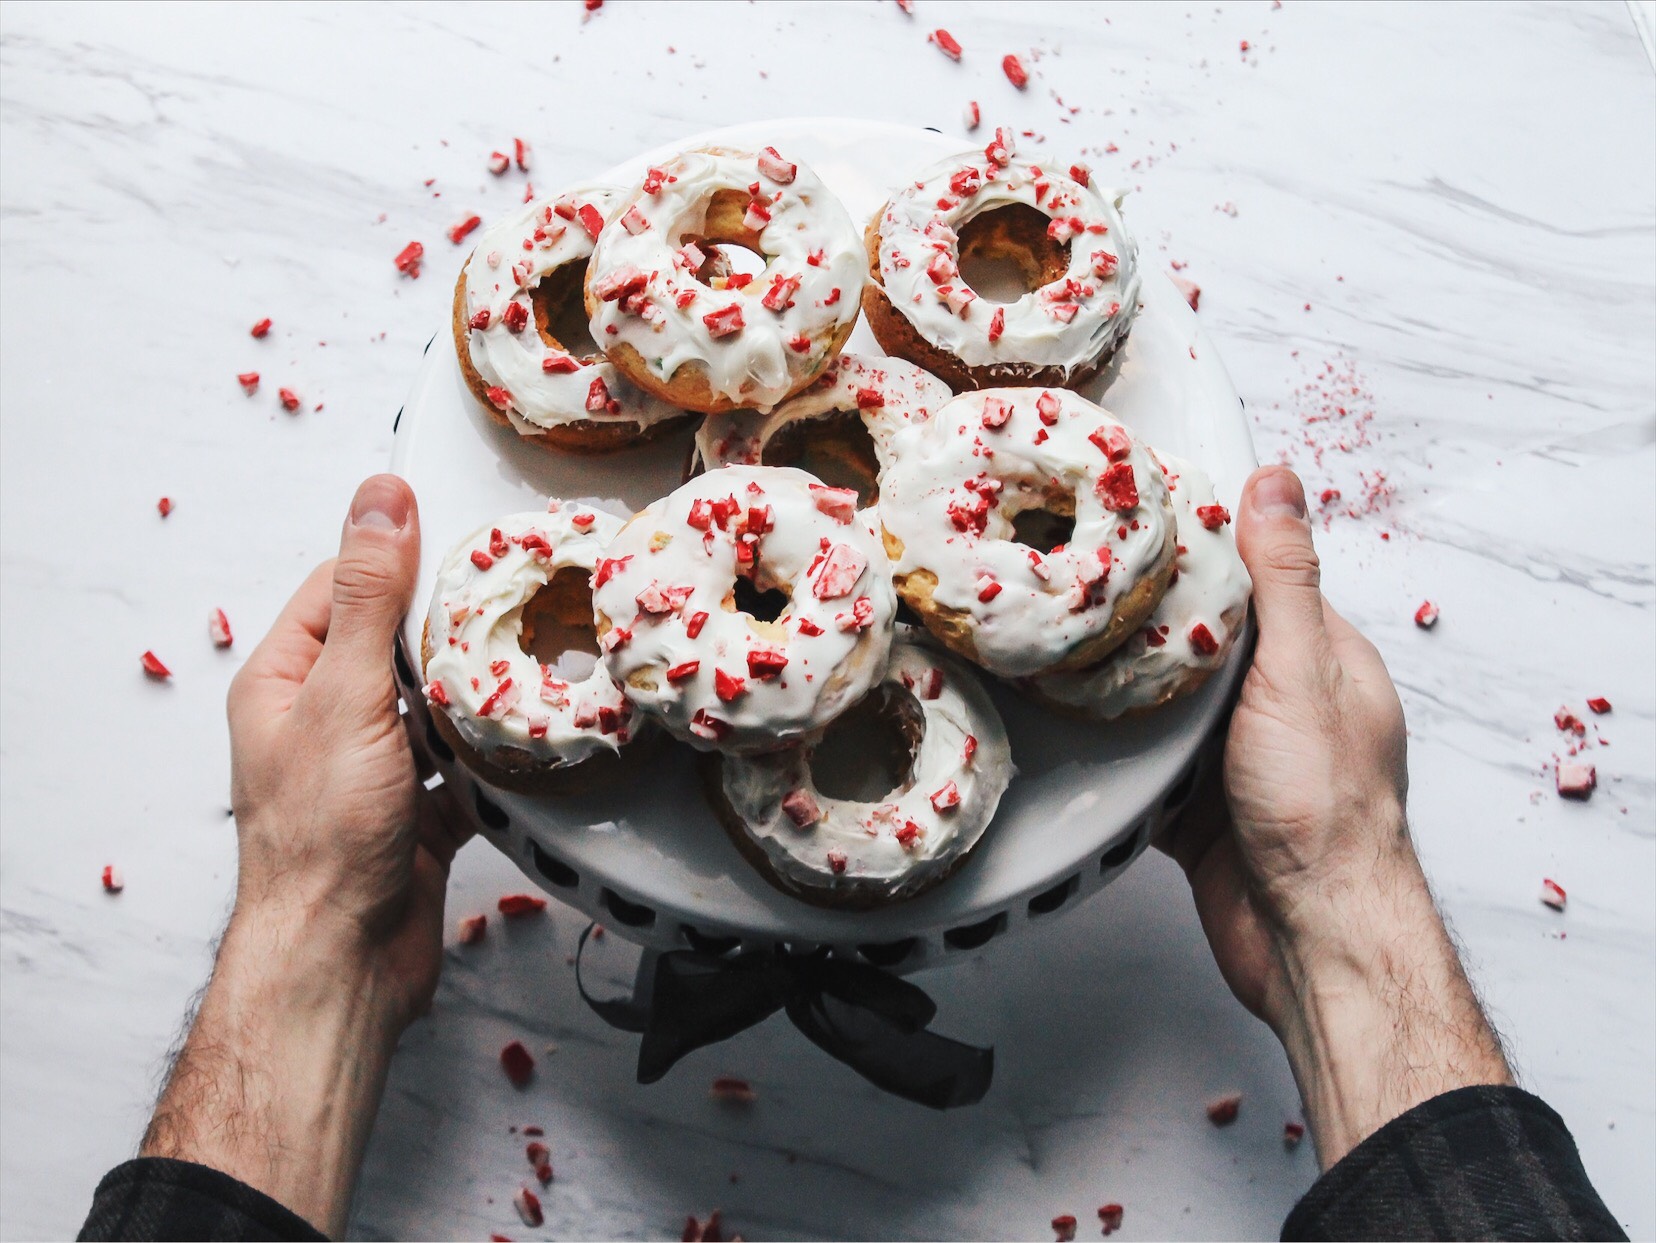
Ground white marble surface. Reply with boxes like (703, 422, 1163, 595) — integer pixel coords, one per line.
(1, 2, 1651, 1239)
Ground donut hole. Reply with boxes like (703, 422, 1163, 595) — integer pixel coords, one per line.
(809, 684, 924, 803)
(956, 203, 1072, 304)
(531, 261, 602, 361)
(519, 567, 601, 680)
(682, 189, 773, 289)
(698, 242, 768, 285)
(761, 410, 881, 507)
(730, 576, 790, 624)
(1008, 488, 1078, 554)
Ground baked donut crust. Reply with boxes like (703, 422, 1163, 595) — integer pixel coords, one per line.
(422, 623, 653, 795)
(452, 260, 693, 455)
(700, 641, 1013, 909)
(584, 147, 865, 415)
(877, 388, 1177, 679)
(862, 135, 1140, 394)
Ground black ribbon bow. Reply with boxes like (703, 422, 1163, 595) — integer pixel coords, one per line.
(576, 925, 993, 1110)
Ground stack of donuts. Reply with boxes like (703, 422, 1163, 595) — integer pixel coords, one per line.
(424, 134, 1251, 909)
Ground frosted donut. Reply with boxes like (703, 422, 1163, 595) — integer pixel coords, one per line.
(878, 388, 1176, 679)
(453, 185, 689, 453)
(689, 353, 952, 508)
(590, 465, 896, 754)
(703, 640, 1013, 908)
(584, 146, 865, 415)
(1028, 455, 1252, 719)
(421, 502, 645, 792)
(863, 132, 1141, 393)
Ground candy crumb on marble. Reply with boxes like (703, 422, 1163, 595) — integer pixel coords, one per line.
(1098, 1203, 1125, 1235)
(237, 371, 259, 392)
(1540, 879, 1567, 912)
(1051, 1214, 1077, 1241)
(1414, 600, 1438, 629)
(456, 914, 487, 944)
(929, 28, 962, 60)
(448, 214, 482, 245)
(526, 1140, 553, 1184)
(489, 1235, 512, 1242)
(1206, 1092, 1242, 1125)
(488, 150, 510, 175)
(250, 317, 271, 338)
(1003, 53, 1029, 88)
(500, 1040, 535, 1088)
(964, 100, 980, 130)
(209, 608, 233, 649)
(522, 1124, 544, 1136)
(394, 240, 424, 277)
(157, 497, 173, 517)
(140, 650, 172, 680)
(1283, 1120, 1306, 1149)
(278, 387, 301, 412)
(1554, 707, 1586, 736)
(101, 865, 123, 894)
(513, 1185, 543, 1228)
(1587, 697, 1612, 714)
(1171, 274, 1201, 311)
(497, 894, 548, 917)
(710, 1076, 756, 1104)
(1556, 763, 1596, 801)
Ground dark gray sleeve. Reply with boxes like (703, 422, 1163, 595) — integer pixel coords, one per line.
(1282, 1085, 1626, 1241)
(78, 1157, 327, 1242)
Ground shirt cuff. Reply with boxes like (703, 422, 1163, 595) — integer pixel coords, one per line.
(1282, 1084, 1626, 1241)
(78, 1157, 327, 1242)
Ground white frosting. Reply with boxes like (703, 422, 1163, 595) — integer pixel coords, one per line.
(423, 503, 637, 767)
(716, 640, 1012, 901)
(590, 465, 896, 753)
(586, 147, 865, 411)
(1030, 456, 1252, 718)
(878, 387, 1174, 678)
(691, 353, 953, 482)
(874, 140, 1141, 375)
(461, 185, 682, 430)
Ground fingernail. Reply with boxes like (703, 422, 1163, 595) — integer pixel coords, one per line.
(349, 475, 412, 531)
(1249, 468, 1307, 520)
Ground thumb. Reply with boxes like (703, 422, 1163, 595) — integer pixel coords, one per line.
(317, 474, 421, 683)
(1234, 466, 1328, 653)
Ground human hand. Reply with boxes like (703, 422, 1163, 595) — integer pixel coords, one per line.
(142, 475, 469, 1236)
(226, 472, 468, 1027)
(1158, 465, 1510, 1167)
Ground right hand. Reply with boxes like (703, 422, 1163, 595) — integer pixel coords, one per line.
(1158, 465, 1508, 1165)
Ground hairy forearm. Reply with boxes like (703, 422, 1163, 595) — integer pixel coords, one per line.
(1265, 835, 1513, 1169)
(141, 903, 402, 1238)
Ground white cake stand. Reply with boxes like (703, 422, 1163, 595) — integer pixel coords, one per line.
(392, 118, 1256, 975)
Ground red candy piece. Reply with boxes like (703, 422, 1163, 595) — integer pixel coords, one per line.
(1051, 1215, 1076, 1242)
(1189, 623, 1219, 656)
(782, 788, 821, 827)
(278, 387, 301, 412)
(813, 544, 867, 599)
(250, 317, 272, 338)
(1587, 697, 1612, 714)
(1098, 1204, 1125, 1235)
(448, 214, 482, 244)
(1196, 504, 1231, 529)
(393, 240, 424, 276)
(703, 304, 745, 338)
(929, 28, 963, 60)
(237, 371, 260, 392)
(1096, 462, 1139, 511)
(1207, 1092, 1242, 1125)
(141, 650, 171, 679)
(498, 894, 548, 917)
(500, 1040, 535, 1087)
(1556, 763, 1596, 800)
(101, 865, 124, 894)
(457, 915, 487, 944)
(209, 608, 233, 649)
(715, 669, 746, 703)
(1002, 53, 1029, 89)
(1414, 600, 1439, 629)
(157, 497, 173, 518)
